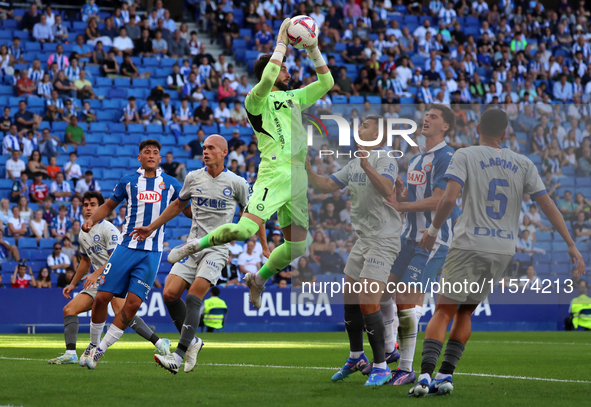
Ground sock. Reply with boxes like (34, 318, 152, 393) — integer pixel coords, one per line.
(155, 339, 162, 347)
(398, 308, 418, 372)
(344, 304, 365, 353)
(349, 350, 364, 359)
(392, 303, 399, 345)
(174, 294, 202, 359)
(66, 350, 76, 355)
(363, 310, 386, 364)
(416, 305, 423, 324)
(99, 324, 124, 351)
(89, 321, 105, 346)
(129, 316, 159, 345)
(419, 373, 432, 383)
(373, 361, 387, 369)
(421, 338, 444, 376)
(439, 339, 465, 375)
(165, 298, 187, 333)
(200, 217, 259, 250)
(380, 300, 395, 353)
(64, 315, 79, 351)
(435, 372, 451, 380)
(258, 240, 306, 281)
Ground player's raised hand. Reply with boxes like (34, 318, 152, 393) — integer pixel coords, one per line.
(130, 226, 153, 241)
(277, 18, 292, 46)
(82, 219, 94, 233)
(63, 284, 74, 299)
(357, 143, 370, 169)
(395, 175, 404, 193)
(418, 229, 436, 252)
(569, 245, 585, 277)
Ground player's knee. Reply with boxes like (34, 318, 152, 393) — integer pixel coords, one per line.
(359, 303, 380, 315)
(94, 293, 110, 308)
(63, 304, 73, 316)
(163, 288, 181, 303)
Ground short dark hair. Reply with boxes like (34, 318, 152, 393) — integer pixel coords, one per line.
(211, 286, 220, 296)
(65, 266, 75, 273)
(83, 191, 104, 206)
(426, 104, 456, 136)
(139, 139, 161, 152)
(365, 115, 389, 146)
(479, 108, 508, 139)
(128, 96, 136, 101)
(85, 170, 93, 176)
(254, 54, 285, 81)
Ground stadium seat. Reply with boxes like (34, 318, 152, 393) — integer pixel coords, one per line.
(17, 238, 38, 249)
(127, 123, 144, 133)
(39, 239, 58, 249)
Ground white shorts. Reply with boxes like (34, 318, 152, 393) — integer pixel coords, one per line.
(344, 236, 400, 284)
(79, 287, 97, 299)
(440, 248, 513, 303)
(169, 249, 228, 286)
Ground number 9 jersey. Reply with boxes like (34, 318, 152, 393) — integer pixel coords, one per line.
(444, 146, 547, 255)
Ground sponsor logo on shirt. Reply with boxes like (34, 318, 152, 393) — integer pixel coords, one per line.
(137, 190, 162, 203)
(93, 235, 100, 242)
(407, 170, 426, 185)
(223, 187, 232, 197)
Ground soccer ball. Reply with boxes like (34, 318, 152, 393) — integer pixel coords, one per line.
(287, 16, 319, 49)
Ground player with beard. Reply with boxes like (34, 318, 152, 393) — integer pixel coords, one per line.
(166, 19, 334, 309)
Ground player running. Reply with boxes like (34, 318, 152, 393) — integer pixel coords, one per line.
(48, 191, 171, 365)
(361, 104, 458, 384)
(166, 18, 334, 309)
(410, 109, 585, 397)
(80, 139, 182, 369)
(307, 116, 401, 386)
(130, 135, 267, 374)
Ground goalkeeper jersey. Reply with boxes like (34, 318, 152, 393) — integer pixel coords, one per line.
(244, 62, 333, 171)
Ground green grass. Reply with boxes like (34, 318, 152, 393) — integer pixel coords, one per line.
(1, 332, 590, 407)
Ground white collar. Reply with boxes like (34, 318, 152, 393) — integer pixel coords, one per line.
(137, 167, 163, 177)
(419, 140, 447, 154)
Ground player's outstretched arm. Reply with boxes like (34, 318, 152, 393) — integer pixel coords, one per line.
(245, 19, 291, 114)
(387, 187, 444, 213)
(130, 197, 186, 241)
(305, 155, 341, 194)
(536, 193, 585, 275)
(82, 198, 118, 232)
(418, 179, 462, 252)
(64, 255, 91, 299)
(359, 149, 394, 200)
(258, 223, 270, 259)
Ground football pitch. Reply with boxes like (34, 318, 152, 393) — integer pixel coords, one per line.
(0, 331, 589, 407)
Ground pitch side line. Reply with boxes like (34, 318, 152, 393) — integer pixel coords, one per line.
(471, 340, 591, 346)
(1, 356, 589, 384)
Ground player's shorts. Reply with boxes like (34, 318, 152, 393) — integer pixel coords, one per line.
(245, 165, 308, 229)
(439, 247, 513, 303)
(170, 249, 228, 286)
(391, 239, 448, 292)
(79, 287, 97, 299)
(344, 236, 400, 284)
(98, 245, 162, 301)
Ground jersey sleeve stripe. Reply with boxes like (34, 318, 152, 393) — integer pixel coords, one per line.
(80, 252, 89, 257)
(330, 175, 346, 189)
(530, 189, 547, 200)
(444, 174, 464, 187)
(178, 195, 191, 202)
(381, 173, 395, 183)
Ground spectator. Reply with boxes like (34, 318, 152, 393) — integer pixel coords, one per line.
(134, 28, 154, 57)
(214, 100, 231, 127)
(65, 116, 86, 149)
(121, 96, 141, 124)
(11, 263, 36, 288)
(229, 101, 248, 127)
(0, 198, 10, 225)
(29, 173, 49, 204)
(21, 4, 40, 32)
(63, 152, 82, 185)
(184, 129, 205, 160)
(553, 74, 574, 103)
(219, 12, 240, 54)
(81, 0, 99, 22)
(37, 73, 53, 99)
(45, 90, 65, 122)
(7, 205, 27, 241)
(112, 206, 126, 231)
(124, 15, 141, 41)
(319, 241, 345, 274)
(559, 190, 577, 222)
(161, 152, 186, 183)
(16, 70, 36, 97)
(53, 71, 76, 99)
(218, 78, 237, 104)
(182, 72, 202, 102)
(68, 195, 83, 225)
(140, 97, 162, 125)
(50, 171, 71, 202)
(50, 205, 71, 241)
(38, 128, 63, 161)
(194, 98, 214, 126)
(80, 101, 97, 127)
(309, 228, 329, 263)
(56, 266, 75, 288)
(120, 52, 150, 78)
(62, 236, 78, 268)
(75, 170, 100, 197)
(192, 44, 215, 66)
(51, 14, 69, 43)
(167, 63, 185, 95)
(152, 29, 168, 57)
(112, 27, 134, 56)
(235, 76, 253, 103)
(573, 212, 591, 244)
(519, 265, 541, 289)
(36, 267, 52, 288)
(168, 30, 190, 59)
(47, 44, 69, 70)
(238, 240, 261, 279)
(578, 148, 591, 176)
(291, 256, 316, 288)
(30, 208, 49, 241)
(227, 141, 246, 172)
(33, 14, 54, 43)
(66, 219, 80, 247)
(574, 193, 591, 220)
(6, 150, 25, 181)
(11, 172, 29, 203)
(73, 70, 96, 99)
(40, 196, 56, 224)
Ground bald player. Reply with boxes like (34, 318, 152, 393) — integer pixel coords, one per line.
(131, 135, 267, 374)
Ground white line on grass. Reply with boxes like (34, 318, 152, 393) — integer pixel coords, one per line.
(471, 340, 591, 346)
(1, 356, 589, 384)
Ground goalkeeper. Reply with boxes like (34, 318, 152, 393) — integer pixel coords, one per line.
(167, 18, 334, 308)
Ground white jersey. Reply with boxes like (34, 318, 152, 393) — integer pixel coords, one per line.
(445, 146, 546, 255)
(178, 167, 251, 251)
(79, 220, 121, 271)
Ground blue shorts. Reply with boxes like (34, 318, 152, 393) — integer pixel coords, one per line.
(97, 245, 162, 301)
(391, 239, 448, 292)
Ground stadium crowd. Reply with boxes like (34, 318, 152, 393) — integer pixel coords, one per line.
(0, 0, 590, 290)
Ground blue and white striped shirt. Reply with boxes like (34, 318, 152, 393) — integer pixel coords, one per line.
(65, 65, 80, 82)
(28, 68, 44, 82)
(120, 103, 137, 122)
(403, 141, 457, 246)
(38, 81, 53, 98)
(111, 168, 181, 252)
(46, 97, 64, 110)
(8, 45, 24, 59)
